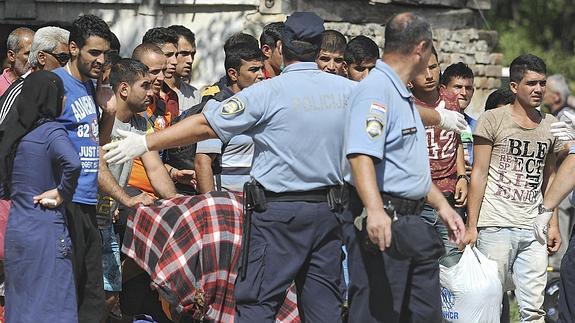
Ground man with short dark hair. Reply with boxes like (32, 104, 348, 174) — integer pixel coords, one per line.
(484, 88, 515, 111)
(344, 12, 465, 323)
(137, 33, 197, 192)
(52, 14, 113, 322)
(440, 62, 477, 175)
(411, 47, 468, 266)
(194, 33, 264, 193)
(463, 54, 564, 321)
(1, 27, 34, 96)
(260, 22, 284, 79)
(142, 27, 180, 122)
(97, 57, 178, 320)
(316, 30, 347, 76)
(440, 62, 475, 117)
(167, 25, 201, 114)
(344, 35, 379, 82)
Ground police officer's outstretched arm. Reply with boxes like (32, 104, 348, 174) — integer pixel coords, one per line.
(426, 183, 466, 244)
(103, 114, 218, 164)
(349, 154, 393, 251)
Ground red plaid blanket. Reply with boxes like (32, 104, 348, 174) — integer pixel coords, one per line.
(122, 191, 300, 322)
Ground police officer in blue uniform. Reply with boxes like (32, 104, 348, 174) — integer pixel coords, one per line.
(343, 13, 466, 323)
(104, 12, 356, 323)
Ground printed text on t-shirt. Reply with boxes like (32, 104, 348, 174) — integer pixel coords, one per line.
(495, 138, 548, 203)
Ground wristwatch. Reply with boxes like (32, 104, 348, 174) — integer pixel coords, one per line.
(457, 174, 470, 182)
(538, 203, 553, 215)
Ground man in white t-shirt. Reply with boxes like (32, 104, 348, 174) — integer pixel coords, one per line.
(97, 58, 178, 320)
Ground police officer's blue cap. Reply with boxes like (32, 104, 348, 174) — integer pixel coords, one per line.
(283, 12, 325, 53)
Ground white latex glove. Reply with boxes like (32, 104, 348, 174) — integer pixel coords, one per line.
(550, 111, 575, 141)
(550, 122, 575, 141)
(437, 101, 468, 134)
(533, 211, 553, 244)
(564, 110, 575, 124)
(103, 129, 149, 164)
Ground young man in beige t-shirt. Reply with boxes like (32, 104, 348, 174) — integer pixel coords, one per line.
(463, 54, 564, 322)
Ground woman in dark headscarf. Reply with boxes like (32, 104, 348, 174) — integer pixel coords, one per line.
(0, 71, 81, 322)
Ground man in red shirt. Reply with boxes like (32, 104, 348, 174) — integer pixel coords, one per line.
(259, 22, 284, 79)
(411, 47, 468, 266)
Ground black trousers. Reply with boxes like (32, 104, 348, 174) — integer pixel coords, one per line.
(234, 201, 343, 323)
(343, 193, 443, 323)
(65, 201, 106, 323)
(559, 225, 575, 323)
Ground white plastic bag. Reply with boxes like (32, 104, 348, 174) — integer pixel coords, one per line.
(440, 246, 502, 322)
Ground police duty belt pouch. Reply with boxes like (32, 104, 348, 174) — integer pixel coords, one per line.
(327, 185, 349, 213)
(439, 246, 502, 323)
(244, 180, 266, 213)
(387, 215, 445, 261)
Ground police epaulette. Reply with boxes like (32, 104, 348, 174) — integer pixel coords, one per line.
(201, 85, 221, 97)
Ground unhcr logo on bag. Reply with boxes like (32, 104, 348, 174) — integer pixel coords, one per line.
(441, 287, 459, 320)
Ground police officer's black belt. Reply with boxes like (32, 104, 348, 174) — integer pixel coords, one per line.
(264, 189, 330, 203)
(380, 192, 425, 215)
(221, 167, 251, 176)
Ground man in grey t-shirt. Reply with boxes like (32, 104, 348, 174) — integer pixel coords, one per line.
(463, 54, 564, 321)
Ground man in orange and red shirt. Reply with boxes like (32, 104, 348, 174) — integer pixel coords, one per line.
(411, 47, 468, 266)
(127, 30, 196, 197)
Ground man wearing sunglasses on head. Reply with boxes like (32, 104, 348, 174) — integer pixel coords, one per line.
(0, 26, 70, 125)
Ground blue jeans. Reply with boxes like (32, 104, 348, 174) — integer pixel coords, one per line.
(100, 224, 121, 292)
(477, 227, 547, 322)
(420, 204, 460, 267)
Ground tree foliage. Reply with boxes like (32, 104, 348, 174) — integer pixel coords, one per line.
(487, 0, 575, 80)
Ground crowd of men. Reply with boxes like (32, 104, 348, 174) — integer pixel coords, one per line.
(0, 9, 575, 323)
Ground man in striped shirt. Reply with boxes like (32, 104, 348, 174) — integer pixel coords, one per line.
(194, 33, 264, 193)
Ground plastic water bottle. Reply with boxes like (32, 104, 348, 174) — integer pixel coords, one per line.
(460, 124, 473, 143)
